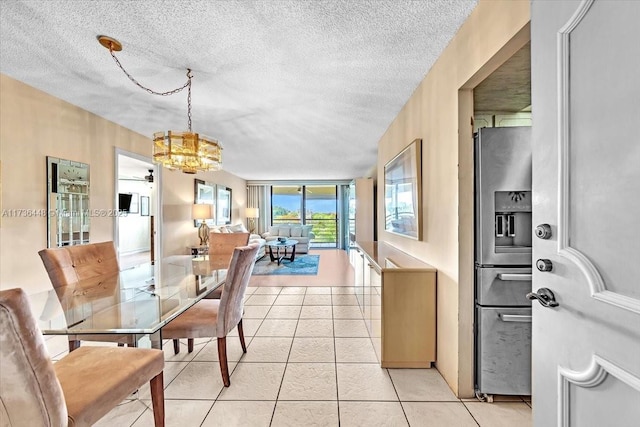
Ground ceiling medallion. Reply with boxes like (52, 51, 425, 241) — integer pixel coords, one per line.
(97, 35, 222, 174)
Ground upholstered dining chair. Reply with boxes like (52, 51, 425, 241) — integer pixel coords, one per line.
(208, 232, 250, 269)
(163, 243, 259, 387)
(38, 241, 135, 352)
(203, 232, 250, 301)
(0, 288, 165, 427)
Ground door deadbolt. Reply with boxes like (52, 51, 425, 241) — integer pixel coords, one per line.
(536, 259, 553, 272)
(535, 224, 552, 239)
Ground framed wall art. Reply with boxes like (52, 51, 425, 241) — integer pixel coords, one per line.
(384, 139, 422, 240)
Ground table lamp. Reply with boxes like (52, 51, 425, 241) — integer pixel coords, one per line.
(192, 204, 214, 246)
(246, 207, 259, 233)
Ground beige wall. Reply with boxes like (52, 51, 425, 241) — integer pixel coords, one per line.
(162, 168, 247, 257)
(376, 0, 530, 397)
(0, 75, 246, 293)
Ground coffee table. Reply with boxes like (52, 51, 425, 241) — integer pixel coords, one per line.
(266, 239, 299, 265)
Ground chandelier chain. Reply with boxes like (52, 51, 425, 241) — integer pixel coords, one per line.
(98, 35, 221, 174)
(108, 48, 190, 97)
(187, 70, 192, 132)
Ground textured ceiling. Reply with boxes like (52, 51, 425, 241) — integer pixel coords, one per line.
(0, 0, 477, 180)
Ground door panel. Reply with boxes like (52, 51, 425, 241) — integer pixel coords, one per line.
(566, 0, 640, 301)
(475, 127, 533, 266)
(476, 307, 532, 395)
(568, 373, 638, 427)
(476, 267, 532, 306)
(531, 1, 640, 426)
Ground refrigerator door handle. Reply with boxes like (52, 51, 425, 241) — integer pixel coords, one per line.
(498, 313, 532, 323)
(497, 273, 532, 281)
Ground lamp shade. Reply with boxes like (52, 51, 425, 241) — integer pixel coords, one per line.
(245, 207, 259, 218)
(192, 204, 213, 220)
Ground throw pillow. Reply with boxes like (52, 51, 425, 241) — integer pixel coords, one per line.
(269, 225, 280, 235)
(301, 225, 312, 237)
(219, 226, 230, 233)
(278, 227, 291, 237)
(229, 224, 248, 233)
(290, 227, 302, 237)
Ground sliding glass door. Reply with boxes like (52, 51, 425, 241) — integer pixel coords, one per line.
(270, 185, 338, 248)
(305, 185, 337, 247)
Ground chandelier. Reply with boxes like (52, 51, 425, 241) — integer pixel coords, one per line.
(98, 35, 222, 174)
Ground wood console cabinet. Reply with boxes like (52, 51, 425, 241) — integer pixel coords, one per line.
(353, 242, 437, 368)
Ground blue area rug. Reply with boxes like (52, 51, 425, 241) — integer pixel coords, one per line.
(252, 254, 319, 276)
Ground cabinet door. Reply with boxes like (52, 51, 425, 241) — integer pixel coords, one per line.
(353, 250, 365, 313)
(370, 267, 382, 363)
(363, 260, 372, 334)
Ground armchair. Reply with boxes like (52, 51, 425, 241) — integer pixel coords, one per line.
(0, 288, 165, 426)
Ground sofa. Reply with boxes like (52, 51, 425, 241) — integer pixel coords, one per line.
(261, 224, 315, 253)
(211, 224, 266, 259)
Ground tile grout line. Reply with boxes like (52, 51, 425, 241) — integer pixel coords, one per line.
(461, 399, 485, 427)
(268, 285, 304, 427)
(384, 360, 411, 426)
(215, 286, 279, 402)
(331, 288, 343, 426)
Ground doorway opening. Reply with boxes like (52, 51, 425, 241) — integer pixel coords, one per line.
(457, 24, 531, 398)
(115, 150, 160, 268)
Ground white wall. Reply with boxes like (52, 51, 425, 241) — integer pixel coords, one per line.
(117, 179, 152, 254)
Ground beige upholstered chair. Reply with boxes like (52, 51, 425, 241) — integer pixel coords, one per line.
(202, 232, 250, 302)
(38, 241, 135, 352)
(208, 232, 250, 269)
(0, 288, 165, 427)
(163, 243, 259, 386)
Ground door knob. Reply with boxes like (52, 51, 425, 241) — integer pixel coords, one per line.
(536, 259, 553, 272)
(535, 224, 552, 239)
(527, 288, 559, 308)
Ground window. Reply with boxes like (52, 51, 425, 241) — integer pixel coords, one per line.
(271, 186, 301, 224)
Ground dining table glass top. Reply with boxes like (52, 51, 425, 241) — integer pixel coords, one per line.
(29, 255, 226, 336)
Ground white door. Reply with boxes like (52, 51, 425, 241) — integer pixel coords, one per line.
(531, 1, 640, 426)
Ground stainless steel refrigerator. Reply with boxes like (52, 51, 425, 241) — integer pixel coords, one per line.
(474, 126, 532, 398)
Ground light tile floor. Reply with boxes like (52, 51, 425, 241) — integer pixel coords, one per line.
(46, 285, 532, 427)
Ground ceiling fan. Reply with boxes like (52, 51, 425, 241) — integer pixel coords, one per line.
(119, 169, 154, 183)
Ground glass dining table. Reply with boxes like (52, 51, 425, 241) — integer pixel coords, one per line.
(28, 255, 226, 349)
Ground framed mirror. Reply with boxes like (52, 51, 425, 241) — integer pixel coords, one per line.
(194, 179, 215, 227)
(216, 186, 232, 225)
(384, 139, 422, 240)
(46, 156, 90, 247)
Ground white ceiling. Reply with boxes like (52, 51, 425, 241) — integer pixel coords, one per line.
(0, 0, 477, 180)
(118, 154, 154, 181)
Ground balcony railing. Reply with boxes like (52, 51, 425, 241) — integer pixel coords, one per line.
(272, 218, 338, 247)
